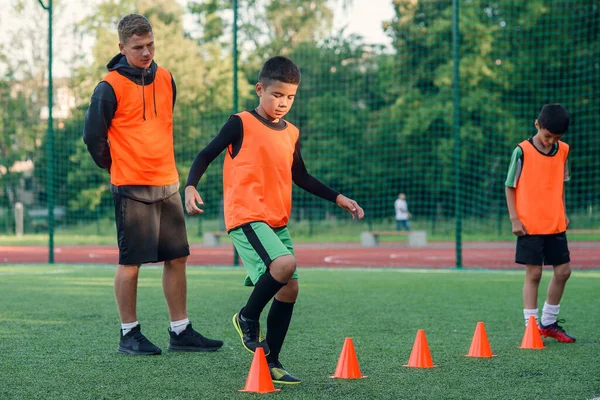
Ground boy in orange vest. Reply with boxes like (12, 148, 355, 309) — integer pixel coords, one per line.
(185, 56, 364, 383)
(505, 104, 575, 343)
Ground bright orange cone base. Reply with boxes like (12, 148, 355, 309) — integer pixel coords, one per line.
(519, 316, 544, 349)
(330, 337, 367, 379)
(404, 329, 436, 368)
(465, 321, 497, 358)
(239, 347, 280, 393)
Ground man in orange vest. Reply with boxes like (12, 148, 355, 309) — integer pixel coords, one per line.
(83, 14, 222, 355)
(185, 56, 364, 384)
(505, 103, 575, 343)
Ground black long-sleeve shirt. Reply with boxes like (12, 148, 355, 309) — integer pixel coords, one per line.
(186, 110, 339, 203)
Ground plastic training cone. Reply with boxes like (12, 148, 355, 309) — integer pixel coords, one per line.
(466, 322, 496, 358)
(404, 329, 436, 368)
(239, 347, 280, 393)
(519, 316, 544, 349)
(330, 337, 367, 379)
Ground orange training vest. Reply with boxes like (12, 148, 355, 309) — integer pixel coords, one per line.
(223, 111, 300, 231)
(102, 67, 179, 186)
(515, 139, 569, 234)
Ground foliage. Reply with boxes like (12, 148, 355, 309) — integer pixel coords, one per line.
(2, 0, 599, 235)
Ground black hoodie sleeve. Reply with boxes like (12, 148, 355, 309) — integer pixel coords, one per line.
(292, 138, 339, 203)
(186, 116, 243, 187)
(83, 82, 116, 171)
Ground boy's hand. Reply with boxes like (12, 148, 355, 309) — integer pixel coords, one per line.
(510, 218, 527, 236)
(185, 186, 204, 216)
(565, 215, 570, 229)
(336, 194, 365, 220)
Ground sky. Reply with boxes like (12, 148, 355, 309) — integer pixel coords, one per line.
(332, 0, 394, 46)
(0, 0, 395, 77)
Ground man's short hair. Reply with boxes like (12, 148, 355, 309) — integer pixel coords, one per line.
(118, 14, 153, 44)
(537, 104, 569, 135)
(258, 56, 301, 86)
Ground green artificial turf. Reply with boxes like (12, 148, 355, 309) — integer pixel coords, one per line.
(1, 265, 598, 399)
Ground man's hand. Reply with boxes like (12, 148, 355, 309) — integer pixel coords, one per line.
(510, 218, 527, 236)
(336, 194, 365, 220)
(566, 215, 570, 229)
(185, 186, 204, 216)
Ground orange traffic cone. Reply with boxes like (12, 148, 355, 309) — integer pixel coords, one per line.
(519, 315, 544, 349)
(330, 337, 367, 379)
(466, 322, 496, 358)
(239, 347, 280, 393)
(404, 329, 436, 368)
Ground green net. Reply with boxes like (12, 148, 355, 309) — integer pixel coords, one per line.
(1, 0, 598, 268)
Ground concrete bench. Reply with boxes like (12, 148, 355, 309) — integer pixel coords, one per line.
(361, 230, 427, 247)
(203, 231, 228, 247)
(27, 207, 66, 233)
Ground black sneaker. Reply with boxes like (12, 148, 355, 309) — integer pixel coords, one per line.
(117, 325, 161, 355)
(168, 323, 224, 352)
(232, 310, 270, 355)
(268, 361, 301, 385)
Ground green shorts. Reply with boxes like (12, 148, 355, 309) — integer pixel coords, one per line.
(229, 222, 298, 286)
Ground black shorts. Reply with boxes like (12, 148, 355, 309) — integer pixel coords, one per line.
(113, 191, 190, 265)
(515, 232, 570, 266)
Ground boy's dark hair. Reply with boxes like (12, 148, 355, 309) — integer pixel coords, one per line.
(537, 104, 569, 135)
(118, 14, 153, 44)
(258, 56, 301, 86)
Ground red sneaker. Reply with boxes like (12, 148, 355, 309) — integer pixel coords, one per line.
(539, 320, 576, 343)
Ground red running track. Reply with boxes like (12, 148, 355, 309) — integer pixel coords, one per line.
(1, 242, 598, 269)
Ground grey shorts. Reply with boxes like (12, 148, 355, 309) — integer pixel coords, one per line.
(113, 191, 190, 265)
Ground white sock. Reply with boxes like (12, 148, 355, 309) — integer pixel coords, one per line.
(523, 308, 538, 326)
(121, 321, 139, 335)
(170, 318, 190, 335)
(541, 302, 560, 326)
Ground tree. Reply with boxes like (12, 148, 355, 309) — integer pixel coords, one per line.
(0, 0, 65, 225)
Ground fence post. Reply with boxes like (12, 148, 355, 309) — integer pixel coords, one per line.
(37, 0, 54, 264)
(232, 0, 240, 267)
(14, 202, 23, 237)
(452, 0, 462, 269)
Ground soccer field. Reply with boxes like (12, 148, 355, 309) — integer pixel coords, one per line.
(1, 265, 598, 400)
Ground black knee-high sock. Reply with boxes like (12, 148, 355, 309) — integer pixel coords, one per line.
(266, 299, 295, 364)
(242, 272, 285, 320)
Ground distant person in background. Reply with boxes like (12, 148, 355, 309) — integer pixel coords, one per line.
(394, 193, 411, 231)
(83, 13, 222, 355)
(505, 103, 575, 343)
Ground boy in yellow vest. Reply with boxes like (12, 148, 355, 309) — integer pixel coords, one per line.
(185, 56, 364, 383)
(505, 104, 575, 343)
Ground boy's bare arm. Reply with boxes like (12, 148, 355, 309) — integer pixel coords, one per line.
(505, 186, 527, 236)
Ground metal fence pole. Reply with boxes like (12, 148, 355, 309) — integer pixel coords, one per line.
(452, 0, 462, 269)
(38, 0, 54, 264)
(232, 0, 240, 267)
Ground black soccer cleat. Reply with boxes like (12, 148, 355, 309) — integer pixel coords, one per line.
(117, 325, 162, 355)
(269, 361, 301, 385)
(168, 323, 223, 352)
(232, 310, 270, 355)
